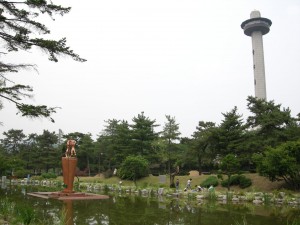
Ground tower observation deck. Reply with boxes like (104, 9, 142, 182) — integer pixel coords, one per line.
(241, 10, 272, 100)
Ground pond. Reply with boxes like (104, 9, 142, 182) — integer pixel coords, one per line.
(1, 186, 300, 225)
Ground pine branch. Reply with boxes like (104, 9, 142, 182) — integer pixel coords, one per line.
(0, 0, 85, 123)
(0, 92, 58, 122)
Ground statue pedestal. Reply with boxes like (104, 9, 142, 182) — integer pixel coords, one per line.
(62, 157, 77, 193)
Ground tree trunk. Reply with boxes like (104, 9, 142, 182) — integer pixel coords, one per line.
(197, 154, 202, 174)
(227, 174, 231, 191)
(87, 156, 90, 177)
(170, 166, 179, 188)
(168, 141, 171, 185)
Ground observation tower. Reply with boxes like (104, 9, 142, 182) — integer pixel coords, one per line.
(241, 10, 272, 100)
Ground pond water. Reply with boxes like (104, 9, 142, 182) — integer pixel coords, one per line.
(1, 186, 300, 225)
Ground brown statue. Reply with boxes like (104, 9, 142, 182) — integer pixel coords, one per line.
(65, 139, 76, 157)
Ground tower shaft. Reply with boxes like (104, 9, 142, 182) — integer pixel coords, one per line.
(251, 31, 267, 99)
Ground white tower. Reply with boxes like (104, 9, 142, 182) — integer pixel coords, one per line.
(241, 10, 272, 100)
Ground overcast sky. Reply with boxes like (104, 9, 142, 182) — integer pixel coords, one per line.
(1, 0, 300, 139)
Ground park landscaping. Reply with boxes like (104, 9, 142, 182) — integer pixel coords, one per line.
(1, 172, 300, 225)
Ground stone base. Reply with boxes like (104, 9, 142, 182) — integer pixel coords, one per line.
(28, 192, 109, 201)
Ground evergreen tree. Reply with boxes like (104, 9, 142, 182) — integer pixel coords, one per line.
(215, 106, 245, 156)
(78, 134, 95, 176)
(98, 119, 132, 169)
(36, 130, 58, 173)
(1, 129, 26, 154)
(0, 0, 85, 122)
(246, 96, 297, 148)
(130, 112, 159, 164)
(161, 115, 181, 186)
(191, 121, 216, 172)
(220, 153, 240, 191)
(20, 133, 38, 170)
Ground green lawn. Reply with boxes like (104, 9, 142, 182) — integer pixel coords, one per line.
(58, 173, 285, 192)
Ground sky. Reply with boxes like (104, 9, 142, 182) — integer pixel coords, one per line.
(1, 0, 300, 139)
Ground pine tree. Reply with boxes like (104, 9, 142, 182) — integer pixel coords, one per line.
(0, 0, 85, 122)
(130, 112, 159, 164)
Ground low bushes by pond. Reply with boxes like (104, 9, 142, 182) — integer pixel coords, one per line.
(200, 174, 252, 189)
(1, 177, 299, 208)
(200, 175, 219, 188)
(221, 174, 252, 189)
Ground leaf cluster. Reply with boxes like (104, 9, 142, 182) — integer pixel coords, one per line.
(0, 0, 85, 123)
(117, 155, 149, 181)
(253, 140, 300, 190)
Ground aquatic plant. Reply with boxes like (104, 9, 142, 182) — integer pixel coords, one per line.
(286, 218, 300, 225)
(263, 192, 273, 205)
(233, 216, 249, 225)
(207, 190, 217, 201)
(15, 205, 36, 225)
(0, 197, 15, 222)
(226, 191, 234, 202)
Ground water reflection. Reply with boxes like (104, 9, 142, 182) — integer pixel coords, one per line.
(1, 187, 300, 225)
(63, 200, 74, 225)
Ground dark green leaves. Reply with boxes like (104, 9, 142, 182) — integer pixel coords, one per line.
(0, 1, 85, 122)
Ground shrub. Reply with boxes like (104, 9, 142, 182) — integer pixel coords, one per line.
(229, 175, 240, 186)
(239, 175, 252, 188)
(14, 169, 30, 178)
(0, 197, 15, 221)
(41, 172, 57, 179)
(117, 155, 149, 181)
(221, 179, 229, 187)
(201, 176, 219, 188)
(15, 205, 35, 225)
(103, 169, 113, 178)
(221, 175, 252, 189)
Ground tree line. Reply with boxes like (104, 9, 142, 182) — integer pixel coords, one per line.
(1, 96, 300, 189)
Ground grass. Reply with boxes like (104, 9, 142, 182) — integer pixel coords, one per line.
(55, 172, 286, 193)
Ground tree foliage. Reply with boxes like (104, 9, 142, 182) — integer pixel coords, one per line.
(0, 0, 85, 122)
(253, 140, 300, 190)
(220, 153, 240, 190)
(98, 119, 132, 169)
(117, 155, 149, 182)
(161, 115, 181, 186)
(35, 130, 59, 173)
(214, 106, 245, 156)
(246, 96, 296, 147)
(1, 129, 26, 154)
(191, 121, 216, 172)
(130, 112, 159, 164)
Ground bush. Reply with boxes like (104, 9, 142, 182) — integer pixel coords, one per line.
(41, 172, 57, 179)
(103, 169, 113, 178)
(201, 176, 219, 188)
(15, 205, 35, 225)
(221, 175, 252, 189)
(239, 175, 252, 188)
(117, 155, 149, 181)
(14, 169, 30, 178)
(221, 179, 229, 187)
(229, 175, 240, 186)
